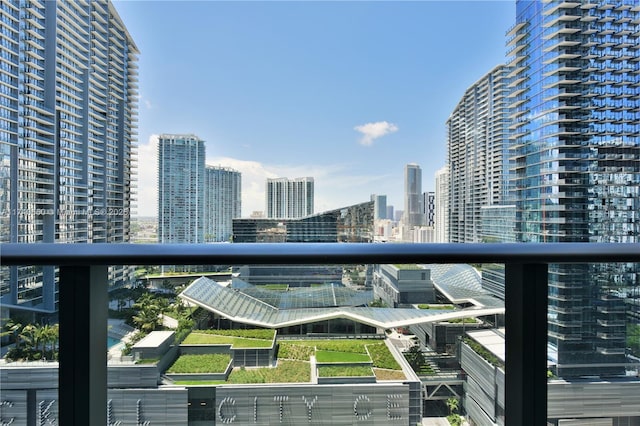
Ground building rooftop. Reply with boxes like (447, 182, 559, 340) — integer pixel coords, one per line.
(132, 330, 175, 349)
(466, 328, 506, 363)
(423, 264, 504, 309)
(180, 277, 504, 329)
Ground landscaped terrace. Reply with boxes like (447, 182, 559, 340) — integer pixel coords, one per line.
(166, 333, 406, 385)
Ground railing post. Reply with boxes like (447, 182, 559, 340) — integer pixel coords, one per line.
(505, 263, 548, 426)
(59, 265, 108, 426)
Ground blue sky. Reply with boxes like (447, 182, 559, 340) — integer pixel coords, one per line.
(113, 1, 515, 217)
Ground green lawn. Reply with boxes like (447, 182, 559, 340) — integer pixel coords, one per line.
(286, 339, 371, 354)
(315, 350, 370, 363)
(278, 340, 401, 370)
(366, 343, 402, 370)
(182, 333, 273, 348)
(317, 365, 374, 377)
(166, 354, 231, 374)
(226, 360, 310, 384)
(277, 342, 315, 361)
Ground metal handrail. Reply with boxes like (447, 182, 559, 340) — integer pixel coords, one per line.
(2, 242, 639, 265)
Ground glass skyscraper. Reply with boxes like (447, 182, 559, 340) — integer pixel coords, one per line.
(157, 134, 205, 244)
(0, 0, 138, 314)
(508, 0, 639, 376)
(204, 165, 241, 242)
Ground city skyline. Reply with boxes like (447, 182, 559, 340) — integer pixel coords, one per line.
(111, 0, 515, 217)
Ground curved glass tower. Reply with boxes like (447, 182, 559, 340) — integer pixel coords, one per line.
(508, 0, 639, 377)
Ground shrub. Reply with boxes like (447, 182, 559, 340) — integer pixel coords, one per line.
(447, 414, 463, 426)
(463, 337, 504, 369)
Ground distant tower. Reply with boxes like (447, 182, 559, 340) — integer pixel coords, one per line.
(205, 166, 241, 242)
(266, 177, 314, 219)
(435, 166, 450, 243)
(404, 164, 423, 229)
(158, 134, 206, 243)
(423, 191, 435, 227)
(370, 194, 387, 220)
(386, 205, 394, 221)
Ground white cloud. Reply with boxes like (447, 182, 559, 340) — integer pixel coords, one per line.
(354, 121, 398, 146)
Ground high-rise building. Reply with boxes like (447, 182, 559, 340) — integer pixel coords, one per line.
(158, 134, 205, 244)
(435, 166, 450, 243)
(447, 65, 512, 243)
(204, 166, 241, 242)
(423, 191, 435, 227)
(386, 205, 394, 222)
(266, 177, 314, 219)
(370, 194, 387, 220)
(0, 0, 138, 314)
(403, 164, 423, 230)
(508, 0, 639, 377)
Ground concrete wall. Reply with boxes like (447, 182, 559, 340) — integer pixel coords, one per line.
(0, 365, 187, 425)
(461, 341, 640, 426)
(214, 382, 415, 425)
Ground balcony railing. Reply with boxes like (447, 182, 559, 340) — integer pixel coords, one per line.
(2, 242, 639, 426)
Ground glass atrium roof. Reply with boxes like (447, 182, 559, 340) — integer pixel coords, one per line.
(180, 273, 504, 329)
(231, 278, 373, 309)
(422, 264, 504, 309)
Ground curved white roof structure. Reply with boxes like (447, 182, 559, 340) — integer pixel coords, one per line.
(180, 272, 504, 329)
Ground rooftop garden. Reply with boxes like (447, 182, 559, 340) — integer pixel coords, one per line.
(226, 360, 310, 384)
(182, 329, 275, 348)
(278, 339, 403, 376)
(417, 304, 455, 310)
(167, 354, 231, 374)
(447, 318, 478, 324)
(166, 336, 406, 385)
(318, 365, 373, 377)
(463, 337, 504, 369)
(315, 350, 369, 363)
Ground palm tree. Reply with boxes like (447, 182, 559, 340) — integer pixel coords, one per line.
(446, 397, 459, 416)
(38, 324, 59, 359)
(404, 344, 426, 372)
(2, 318, 22, 345)
(49, 323, 60, 354)
(19, 324, 39, 358)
